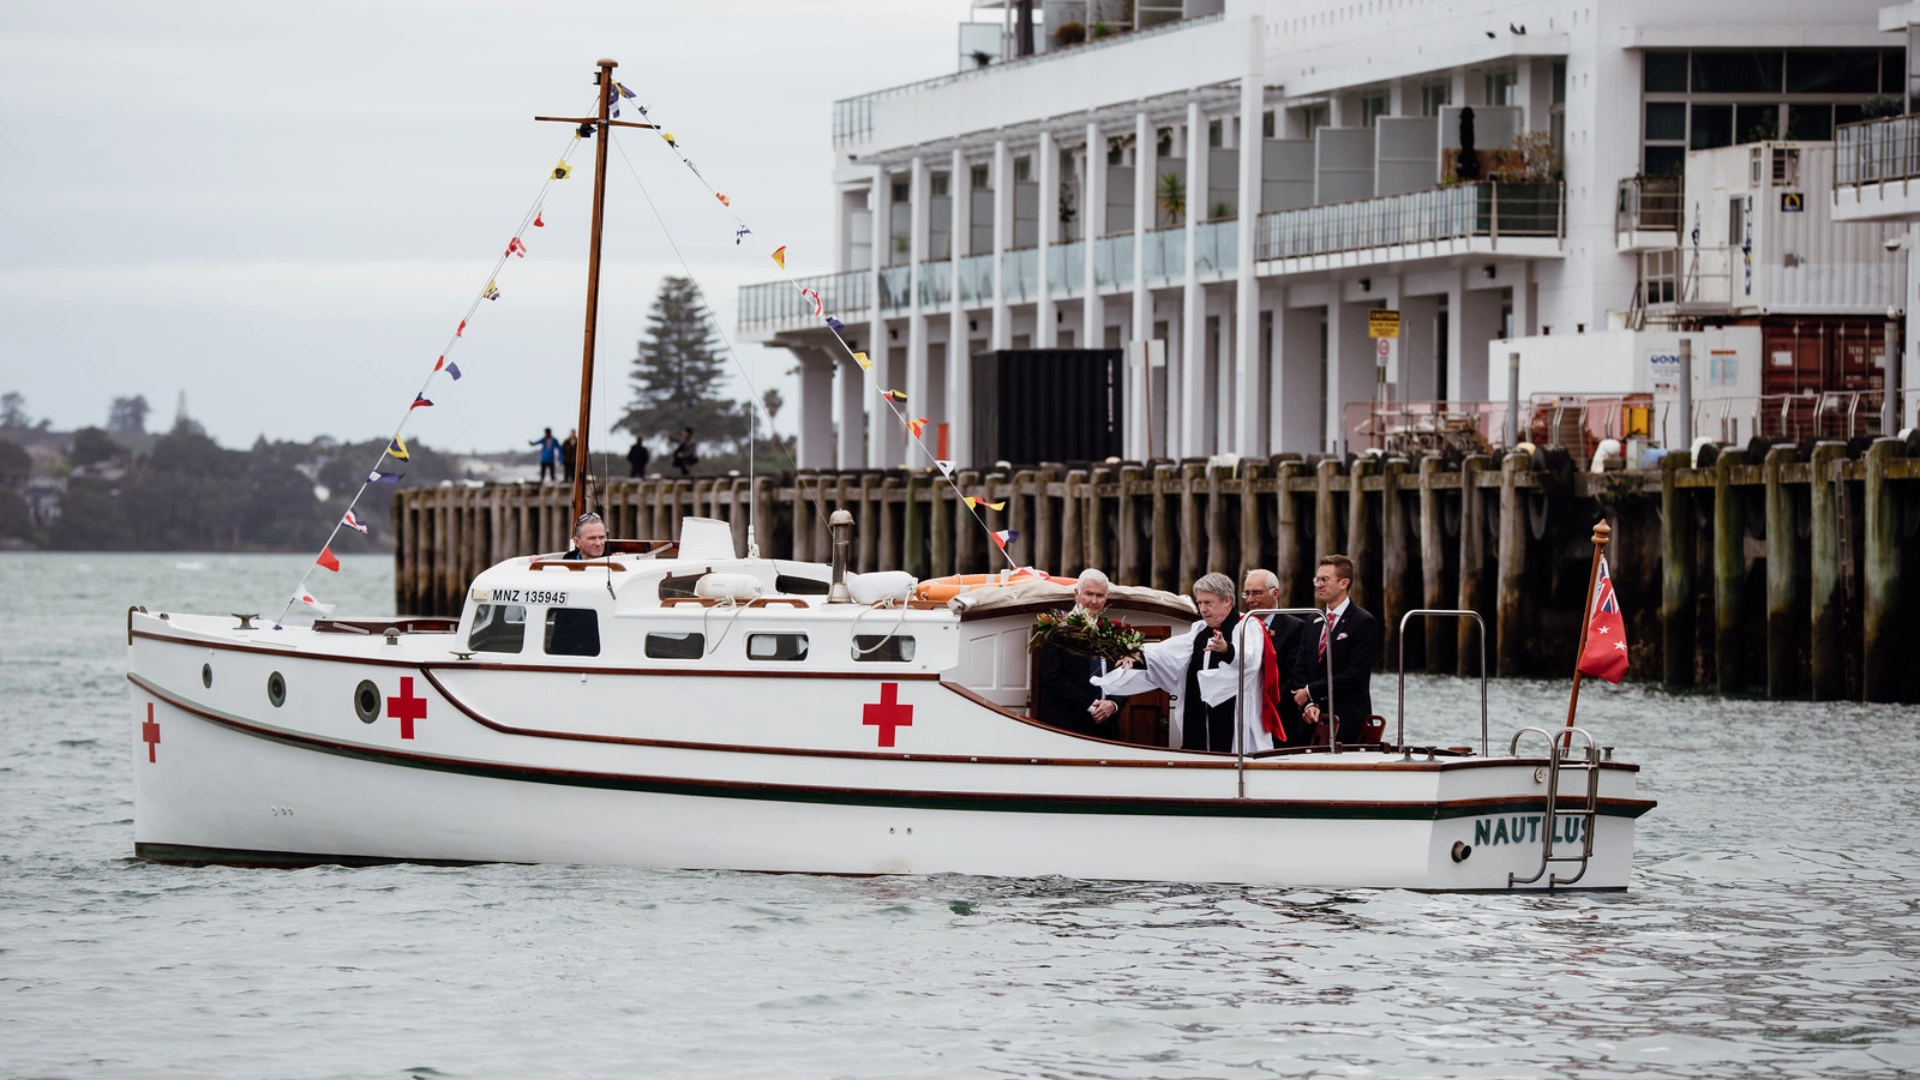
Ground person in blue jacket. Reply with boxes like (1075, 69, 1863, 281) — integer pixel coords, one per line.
(530, 427, 560, 483)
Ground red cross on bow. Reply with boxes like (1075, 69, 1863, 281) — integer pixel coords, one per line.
(142, 702, 160, 763)
(386, 676, 427, 740)
(862, 682, 913, 748)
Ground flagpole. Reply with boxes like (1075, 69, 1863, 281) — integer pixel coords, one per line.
(571, 58, 617, 525)
(1563, 519, 1612, 739)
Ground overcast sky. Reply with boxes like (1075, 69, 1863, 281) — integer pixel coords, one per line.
(0, 2, 963, 454)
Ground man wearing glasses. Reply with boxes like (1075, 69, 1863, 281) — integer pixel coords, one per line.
(563, 512, 607, 560)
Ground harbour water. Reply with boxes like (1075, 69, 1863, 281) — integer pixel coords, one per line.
(3, 552, 1918, 1078)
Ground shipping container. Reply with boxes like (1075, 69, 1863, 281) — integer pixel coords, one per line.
(1678, 141, 1905, 315)
(969, 349, 1123, 467)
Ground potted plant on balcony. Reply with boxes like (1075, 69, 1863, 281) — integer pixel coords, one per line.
(1156, 172, 1185, 227)
(1054, 21, 1086, 46)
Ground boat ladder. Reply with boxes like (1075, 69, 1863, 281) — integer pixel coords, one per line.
(1506, 726, 1599, 889)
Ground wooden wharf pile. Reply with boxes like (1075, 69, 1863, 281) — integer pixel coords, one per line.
(393, 438, 1920, 702)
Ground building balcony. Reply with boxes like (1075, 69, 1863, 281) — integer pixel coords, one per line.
(737, 269, 869, 332)
(832, 12, 1223, 148)
(1833, 114, 1920, 221)
(1616, 175, 1681, 252)
(1253, 182, 1563, 269)
(737, 184, 1563, 336)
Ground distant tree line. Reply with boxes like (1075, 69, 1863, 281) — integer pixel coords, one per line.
(0, 390, 457, 552)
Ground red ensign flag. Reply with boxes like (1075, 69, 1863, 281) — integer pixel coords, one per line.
(1576, 556, 1629, 683)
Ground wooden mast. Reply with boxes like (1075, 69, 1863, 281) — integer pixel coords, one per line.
(570, 58, 616, 525)
(534, 60, 658, 526)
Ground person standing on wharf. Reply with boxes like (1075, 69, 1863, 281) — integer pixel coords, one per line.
(1291, 555, 1379, 743)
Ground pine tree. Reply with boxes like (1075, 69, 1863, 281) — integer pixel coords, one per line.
(615, 277, 746, 452)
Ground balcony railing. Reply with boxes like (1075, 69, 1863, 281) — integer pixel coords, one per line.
(1143, 226, 1184, 286)
(917, 261, 949, 308)
(1047, 240, 1085, 297)
(1835, 114, 1920, 187)
(1256, 182, 1563, 261)
(1616, 175, 1681, 234)
(831, 13, 1223, 146)
(957, 253, 994, 304)
(1001, 247, 1040, 304)
(738, 269, 869, 331)
(1194, 219, 1237, 275)
(1093, 234, 1132, 290)
(879, 265, 911, 312)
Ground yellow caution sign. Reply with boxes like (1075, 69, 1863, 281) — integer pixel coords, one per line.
(1368, 309, 1401, 339)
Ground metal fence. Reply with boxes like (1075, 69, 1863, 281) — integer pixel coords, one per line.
(1616, 174, 1681, 234)
(1835, 114, 1920, 187)
(1346, 390, 1917, 459)
(1256, 182, 1562, 261)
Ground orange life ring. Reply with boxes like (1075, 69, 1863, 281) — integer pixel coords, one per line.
(913, 570, 1076, 603)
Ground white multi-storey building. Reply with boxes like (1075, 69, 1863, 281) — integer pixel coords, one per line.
(740, 0, 1912, 468)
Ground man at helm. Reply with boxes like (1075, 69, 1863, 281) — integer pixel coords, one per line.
(563, 512, 607, 560)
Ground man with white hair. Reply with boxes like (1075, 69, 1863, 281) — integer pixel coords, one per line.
(1097, 572, 1281, 753)
(1032, 567, 1128, 737)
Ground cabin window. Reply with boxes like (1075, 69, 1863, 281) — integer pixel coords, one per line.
(469, 603, 526, 653)
(544, 608, 601, 657)
(853, 635, 916, 662)
(746, 633, 809, 661)
(645, 631, 705, 659)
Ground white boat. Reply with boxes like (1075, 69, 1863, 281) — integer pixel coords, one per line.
(125, 61, 1653, 889)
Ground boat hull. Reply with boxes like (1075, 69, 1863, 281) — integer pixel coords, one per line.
(128, 638, 1649, 890)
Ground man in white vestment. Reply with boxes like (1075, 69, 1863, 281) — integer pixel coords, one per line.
(1094, 572, 1281, 753)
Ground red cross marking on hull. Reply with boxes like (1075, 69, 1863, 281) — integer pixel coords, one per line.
(142, 702, 160, 763)
(862, 682, 913, 748)
(386, 676, 427, 740)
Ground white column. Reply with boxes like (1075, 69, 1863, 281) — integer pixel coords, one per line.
(1448, 269, 1502, 402)
(1181, 101, 1206, 457)
(1388, 78, 1409, 118)
(797, 349, 834, 469)
(1516, 262, 1536, 339)
(1083, 121, 1105, 357)
(867, 167, 891, 468)
(838, 350, 864, 468)
(991, 138, 1012, 349)
(949, 148, 972, 466)
(1273, 295, 1323, 454)
(1327, 294, 1376, 455)
(907, 155, 930, 437)
(1133, 110, 1154, 453)
(1234, 60, 1264, 458)
(1037, 129, 1057, 348)
(1907, 225, 1919, 430)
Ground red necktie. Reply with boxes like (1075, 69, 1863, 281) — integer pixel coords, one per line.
(1318, 612, 1338, 660)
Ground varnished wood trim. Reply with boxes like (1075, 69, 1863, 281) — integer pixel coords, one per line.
(527, 559, 626, 572)
(127, 672, 1657, 821)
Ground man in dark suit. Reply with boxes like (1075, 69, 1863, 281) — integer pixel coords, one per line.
(1290, 554, 1380, 744)
(1034, 569, 1128, 738)
(1243, 569, 1310, 746)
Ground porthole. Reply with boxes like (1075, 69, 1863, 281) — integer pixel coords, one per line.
(267, 671, 286, 708)
(353, 680, 381, 724)
(201, 663, 213, 688)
